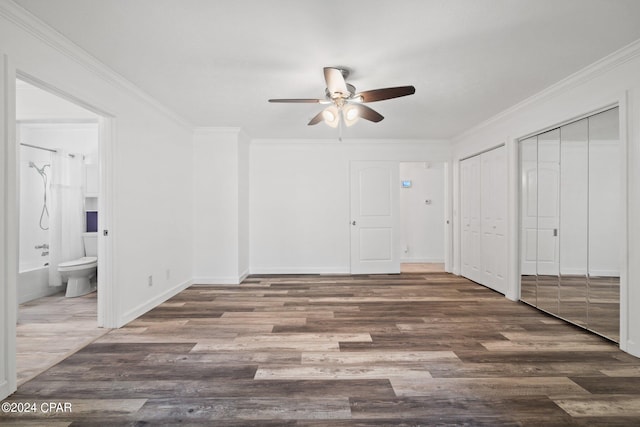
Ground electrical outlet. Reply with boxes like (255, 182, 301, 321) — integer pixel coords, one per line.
(148, 275, 153, 286)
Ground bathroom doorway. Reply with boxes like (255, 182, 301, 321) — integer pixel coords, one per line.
(15, 77, 111, 384)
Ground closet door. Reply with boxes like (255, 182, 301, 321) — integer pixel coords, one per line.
(587, 108, 620, 341)
(461, 146, 507, 293)
(559, 118, 588, 327)
(520, 137, 538, 305)
(481, 146, 507, 294)
(519, 107, 620, 343)
(460, 155, 482, 283)
(536, 129, 560, 315)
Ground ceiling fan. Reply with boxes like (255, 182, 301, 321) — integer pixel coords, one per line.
(269, 67, 416, 129)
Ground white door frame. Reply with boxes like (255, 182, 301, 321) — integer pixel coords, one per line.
(1, 65, 116, 399)
(444, 161, 453, 273)
(1, 52, 19, 400)
(15, 71, 117, 328)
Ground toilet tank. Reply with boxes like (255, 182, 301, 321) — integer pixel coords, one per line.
(82, 232, 98, 257)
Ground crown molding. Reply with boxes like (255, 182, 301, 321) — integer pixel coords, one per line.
(0, 0, 193, 129)
(193, 126, 243, 136)
(251, 138, 450, 145)
(452, 37, 640, 144)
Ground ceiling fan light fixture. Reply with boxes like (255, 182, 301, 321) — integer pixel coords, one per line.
(343, 104, 360, 127)
(269, 66, 415, 131)
(322, 105, 340, 128)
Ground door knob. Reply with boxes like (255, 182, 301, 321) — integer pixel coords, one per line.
(351, 220, 356, 226)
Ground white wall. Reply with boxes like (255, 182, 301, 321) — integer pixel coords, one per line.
(250, 140, 450, 274)
(16, 78, 96, 121)
(0, 3, 195, 331)
(18, 122, 99, 162)
(193, 128, 249, 284)
(399, 162, 445, 263)
(451, 40, 640, 357)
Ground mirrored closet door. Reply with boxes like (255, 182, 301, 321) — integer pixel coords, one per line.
(519, 107, 620, 342)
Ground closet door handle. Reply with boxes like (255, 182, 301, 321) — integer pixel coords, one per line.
(351, 220, 356, 226)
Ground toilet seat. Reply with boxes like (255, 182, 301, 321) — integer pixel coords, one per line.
(58, 256, 98, 271)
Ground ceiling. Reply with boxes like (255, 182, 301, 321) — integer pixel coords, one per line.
(13, 0, 640, 140)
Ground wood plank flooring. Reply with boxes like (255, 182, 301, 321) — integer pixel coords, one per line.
(15, 291, 107, 386)
(400, 263, 445, 273)
(4, 272, 640, 425)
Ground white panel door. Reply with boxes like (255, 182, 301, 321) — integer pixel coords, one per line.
(350, 161, 400, 274)
(460, 155, 482, 283)
(480, 146, 507, 293)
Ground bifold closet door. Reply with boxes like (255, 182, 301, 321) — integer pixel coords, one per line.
(461, 146, 507, 294)
(559, 118, 589, 327)
(460, 155, 482, 284)
(587, 108, 621, 341)
(480, 147, 507, 294)
(519, 107, 620, 342)
(520, 136, 538, 305)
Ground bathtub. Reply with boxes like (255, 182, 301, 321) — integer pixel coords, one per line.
(18, 263, 63, 304)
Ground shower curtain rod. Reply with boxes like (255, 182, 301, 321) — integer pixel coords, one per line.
(20, 142, 82, 159)
(20, 142, 57, 153)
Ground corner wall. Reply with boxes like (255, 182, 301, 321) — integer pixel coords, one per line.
(193, 128, 249, 284)
(0, 2, 195, 329)
(451, 40, 640, 357)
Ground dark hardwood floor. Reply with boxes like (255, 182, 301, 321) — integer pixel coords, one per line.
(3, 272, 640, 425)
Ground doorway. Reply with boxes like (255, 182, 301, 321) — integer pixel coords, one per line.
(14, 77, 111, 384)
(399, 162, 446, 274)
(348, 160, 449, 275)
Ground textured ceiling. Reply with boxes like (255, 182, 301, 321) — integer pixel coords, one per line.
(13, 0, 640, 139)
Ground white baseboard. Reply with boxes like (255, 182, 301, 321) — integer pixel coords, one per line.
(192, 275, 246, 285)
(119, 278, 192, 327)
(589, 270, 620, 277)
(624, 339, 640, 358)
(249, 266, 350, 275)
(0, 379, 14, 402)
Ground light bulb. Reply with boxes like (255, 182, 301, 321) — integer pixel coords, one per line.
(322, 105, 340, 128)
(323, 110, 335, 122)
(343, 104, 360, 127)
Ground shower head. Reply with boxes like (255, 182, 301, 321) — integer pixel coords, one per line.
(29, 162, 50, 176)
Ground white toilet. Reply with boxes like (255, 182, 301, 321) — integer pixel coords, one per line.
(58, 232, 98, 298)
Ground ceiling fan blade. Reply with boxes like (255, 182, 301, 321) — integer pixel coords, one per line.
(307, 110, 324, 126)
(324, 67, 349, 95)
(352, 103, 384, 122)
(357, 86, 416, 103)
(268, 98, 323, 103)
